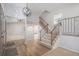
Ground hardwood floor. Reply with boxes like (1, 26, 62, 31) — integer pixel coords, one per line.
(4, 39, 50, 56)
(26, 40, 50, 56)
(43, 47, 79, 56)
(4, 39, 79, 56)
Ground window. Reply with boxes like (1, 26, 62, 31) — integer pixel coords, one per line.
(54, 13, 63, 24)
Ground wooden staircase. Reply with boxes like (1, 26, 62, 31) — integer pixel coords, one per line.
(39, 17, 60, 49)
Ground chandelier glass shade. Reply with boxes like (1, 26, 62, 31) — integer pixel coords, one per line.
(23, 6, 31, 17)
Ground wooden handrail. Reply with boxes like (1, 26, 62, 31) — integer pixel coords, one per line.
(50, 22, 61, 45)
(40, 24, 48, 32)
(40, 30, 48, 39)
(39, 19, 48, 28)
(59, 16, 79, 21)
(40, 23, 49, 41)
(39, 16, 50, 41)
(39, 17, 49, 33)
(51, 23, 60, 32)
(39, 17, 48, 25)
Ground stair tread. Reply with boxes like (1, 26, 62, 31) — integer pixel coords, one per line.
(39, 41, 52, 49)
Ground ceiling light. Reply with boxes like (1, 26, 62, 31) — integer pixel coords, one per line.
(22, 4, 31, 17)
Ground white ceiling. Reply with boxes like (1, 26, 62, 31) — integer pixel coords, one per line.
(1, 3, 79, 22)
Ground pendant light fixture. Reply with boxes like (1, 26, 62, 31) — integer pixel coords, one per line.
(23, 3, 31, 17)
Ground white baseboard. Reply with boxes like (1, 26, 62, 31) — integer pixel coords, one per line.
(59, 47, 79, 54)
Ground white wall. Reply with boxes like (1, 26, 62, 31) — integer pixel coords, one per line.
(27, 13, 39, 24)
(54, 5, 79, 18)
(58, 35, 79, 52)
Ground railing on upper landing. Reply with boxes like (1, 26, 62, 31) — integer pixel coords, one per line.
(60, 16, 79, 36)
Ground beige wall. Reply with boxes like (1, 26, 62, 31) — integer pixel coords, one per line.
(6, 22, 25, 41)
